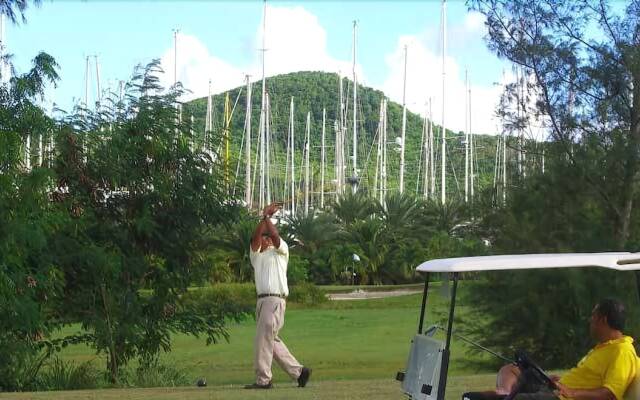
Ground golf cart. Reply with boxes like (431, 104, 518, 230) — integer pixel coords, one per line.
(396, 253, 640, 400)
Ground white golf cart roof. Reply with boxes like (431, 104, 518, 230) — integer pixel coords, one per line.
(417, 252, 640, 273)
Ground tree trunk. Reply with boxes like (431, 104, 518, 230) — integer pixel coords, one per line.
(101, 284, 118, 384)
(615, 198, 633, 251)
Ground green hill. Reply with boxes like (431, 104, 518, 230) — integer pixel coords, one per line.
(184, 71, 501, 202)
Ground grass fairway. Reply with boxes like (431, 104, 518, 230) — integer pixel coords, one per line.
(0, 376, 497, 400)
(25, 283, 496, 399)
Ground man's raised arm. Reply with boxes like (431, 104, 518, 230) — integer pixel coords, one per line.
(251, 219, 267, 252)
(251, 203, 281, 251)
(263, 213, 281, 249)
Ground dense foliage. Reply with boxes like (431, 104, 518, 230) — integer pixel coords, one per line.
(464, 0, 640, 368)
(0, 54, 251, 388)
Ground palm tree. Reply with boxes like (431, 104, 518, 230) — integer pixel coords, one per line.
(284, 211, 338, 255)
(417, 199, 468, 236)
(344, 218, 388, 284)
(1, 0, 41, 24)
(209, 216, 255, 282)
(379, 192, 418, 233)
(331, 192, 377, 225)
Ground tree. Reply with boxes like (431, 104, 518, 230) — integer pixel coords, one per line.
(331, 192, 377, 225)
(0, 0, 41, 24)
(343, 217, 389, 284)
(0, 52, 63, 391)
(470, 0, 640, 250)
(283, 211, 340, 283)
(51, 61, 246, 383)
(465, 0, 640, 366)
(208, 212, 257, 283)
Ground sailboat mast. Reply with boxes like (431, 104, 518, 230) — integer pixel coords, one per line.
(205, 79, 212, 142)
(502, 126, 507, 205)
(266, 92, 271, 205)
(382, 98, 388, 205)
(304, 112, 311, 216)
(469, 79, 474, 200)
(440, 0, 447, 205)
(258, 0, 267, 210)
(289, 97, 296, 216)
(465, 69, 469, 203)
(173, 29, 178, 87)
(84, 56, 90, 109)
(399, 44, 408, 194)
(374, 100, 383, 203)
(429, 97, 435, 198)
(422, 102, 429, 199)
(95, 55, 101, 108)
(338, 74, 345, 196)
(223, 92, 231, 192)
(351, 21, 358, 188)
(321, 108, 326, 209)
(244, 76, 252, 208)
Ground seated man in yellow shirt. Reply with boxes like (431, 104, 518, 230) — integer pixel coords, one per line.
(491, 299, 637, 400)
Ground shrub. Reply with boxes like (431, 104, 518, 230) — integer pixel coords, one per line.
(288, 283, 327, 306)
(132, 362, 189, 388)
(287, 254, 310, 284)
(181, 284, 256, 313)
(36, 358, 99, 391)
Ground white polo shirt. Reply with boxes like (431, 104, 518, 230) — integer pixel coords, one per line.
(249, 239, 289, 297)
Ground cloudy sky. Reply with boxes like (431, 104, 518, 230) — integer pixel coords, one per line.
(11, 1, 512, 134)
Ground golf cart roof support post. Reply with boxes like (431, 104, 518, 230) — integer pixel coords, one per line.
(437, 272, 459, 400)
(418, 272, 430, 334)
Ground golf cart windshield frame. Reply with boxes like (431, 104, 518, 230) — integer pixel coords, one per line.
(414, 252, 640, 400)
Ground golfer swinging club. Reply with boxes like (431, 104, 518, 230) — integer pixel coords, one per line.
(245, 202, 311, 389)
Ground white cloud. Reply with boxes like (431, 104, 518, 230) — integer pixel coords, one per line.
(158, 5, 363, 102)
(254, 5, 361, 79)
(159, 32, 246, 100)
(380, 15, 503, 135)
(156, 5, 511, 137)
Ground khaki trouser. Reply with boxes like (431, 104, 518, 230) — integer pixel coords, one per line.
(254, 296, 303, 385)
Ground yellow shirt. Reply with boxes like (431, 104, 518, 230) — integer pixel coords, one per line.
(559, 336, 637, 400)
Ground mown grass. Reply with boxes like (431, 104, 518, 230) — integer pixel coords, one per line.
(31, 282, 495, 398)
(0, 375, 497, 400)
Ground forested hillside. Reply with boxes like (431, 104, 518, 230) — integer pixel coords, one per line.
(184, 71, 505, 201)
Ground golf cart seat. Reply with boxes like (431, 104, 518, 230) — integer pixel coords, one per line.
(623, 359, 640, 400)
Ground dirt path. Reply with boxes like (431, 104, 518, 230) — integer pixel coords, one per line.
(327, 289, 422, 300)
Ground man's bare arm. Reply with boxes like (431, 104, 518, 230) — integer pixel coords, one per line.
(263, 215, 281, 249)
(251, 219, 267, 252)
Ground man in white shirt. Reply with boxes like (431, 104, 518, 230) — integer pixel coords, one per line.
(244, 203, 312, 390)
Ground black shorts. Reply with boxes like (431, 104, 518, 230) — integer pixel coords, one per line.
(513, 368, 559, 400)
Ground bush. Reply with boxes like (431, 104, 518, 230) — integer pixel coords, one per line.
(181, 284, 256, 313)
(183, 282, 327, 312)
(131, 362, 189, 388)
(36, 358, 99, 391)
(288, 283, 327, 306)
(287, 254, 310, 284)
(0, 343, 47, 392)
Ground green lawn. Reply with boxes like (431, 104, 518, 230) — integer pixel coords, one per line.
(29, 283, 497, 399)
(0, 376, 497, 400)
